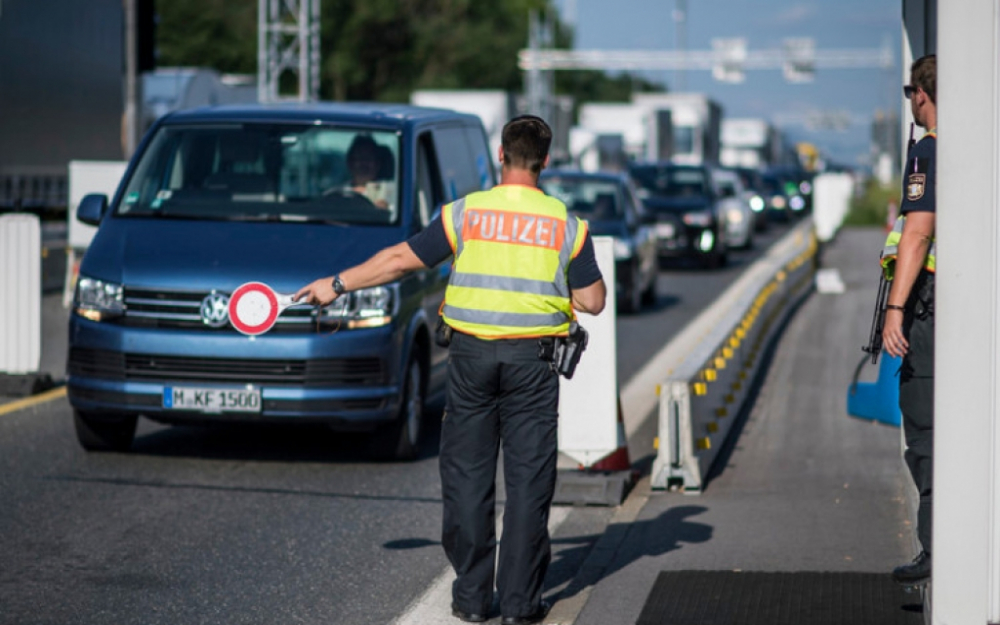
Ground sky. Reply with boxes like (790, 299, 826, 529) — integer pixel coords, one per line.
(551, 0, 903, 168)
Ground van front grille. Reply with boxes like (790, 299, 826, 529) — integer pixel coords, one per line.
(68, 348, 384, 387)
(120, 287, 321, 332)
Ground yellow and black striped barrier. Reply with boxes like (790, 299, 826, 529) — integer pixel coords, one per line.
(651, 218, 819, 493)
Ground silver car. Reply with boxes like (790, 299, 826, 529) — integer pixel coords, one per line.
(711, 167, 755, 250)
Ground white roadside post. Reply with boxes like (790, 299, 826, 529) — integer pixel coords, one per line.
(0, 213, 44, 395)
(555, 236, 629, 505)
(812, 173, 854, 244)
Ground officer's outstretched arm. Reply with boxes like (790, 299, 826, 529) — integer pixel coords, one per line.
(572, 279, 607, 315)
(295, 242, 427, 306)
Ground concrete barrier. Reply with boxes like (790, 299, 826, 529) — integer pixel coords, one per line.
(651, 218, 818, 493)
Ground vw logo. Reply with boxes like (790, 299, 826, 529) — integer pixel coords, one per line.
(200, 292, 230, 327)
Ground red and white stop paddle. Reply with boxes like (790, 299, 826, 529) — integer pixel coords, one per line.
(228, 282, 297, 336)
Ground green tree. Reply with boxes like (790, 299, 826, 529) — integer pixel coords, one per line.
(156, 0, 257, 74)
(846, 177, 899, 226)
(155, 0, 663, 105)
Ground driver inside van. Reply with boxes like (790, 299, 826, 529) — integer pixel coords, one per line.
(336, 135, 394, 209)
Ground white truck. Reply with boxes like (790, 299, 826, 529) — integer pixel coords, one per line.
(632, 93, 723, 166)
(410, 90, 514, 158)
(720, 118, 782, 169)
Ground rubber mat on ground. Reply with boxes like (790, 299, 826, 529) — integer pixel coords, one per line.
(635, 571, 923, 625)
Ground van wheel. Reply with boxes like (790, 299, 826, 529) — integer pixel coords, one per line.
(369, 355, 425, 461)
(73, 409, 136, 452)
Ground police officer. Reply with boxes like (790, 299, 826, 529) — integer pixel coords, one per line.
(295, 115, 606, 624)
(882, 54, 936, 586)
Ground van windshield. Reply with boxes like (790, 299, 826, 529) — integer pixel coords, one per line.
(116, 124, 402, 225)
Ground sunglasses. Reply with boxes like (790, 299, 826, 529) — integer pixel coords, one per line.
(903, 85, 918, 99)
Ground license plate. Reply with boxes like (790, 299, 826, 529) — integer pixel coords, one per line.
(163, 386, 262, 413)
(655, 223, 676, 238)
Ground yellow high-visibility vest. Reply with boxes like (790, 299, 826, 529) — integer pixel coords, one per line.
(881, 131, 937, 280)
(880, 216, 936, 280)
(440, 184, 588, 339)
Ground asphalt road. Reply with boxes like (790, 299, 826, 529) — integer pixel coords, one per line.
(0, 220, 795, 625)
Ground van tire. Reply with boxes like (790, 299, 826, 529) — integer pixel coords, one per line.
(73, 409, 137, 452)
(369, 355, 425, 461)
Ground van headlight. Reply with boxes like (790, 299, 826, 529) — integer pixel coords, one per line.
(320, 284, 398, 329)
(75, 276, 124, 322)
(749, 195, 765, 212)
(613, 238, 634, 260)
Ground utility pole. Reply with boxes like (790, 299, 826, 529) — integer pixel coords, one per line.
(123, 0, 138, 158)
(258, 0, 320, 103)
(525, 10, 554, 121)
(674, 0, 687, 91)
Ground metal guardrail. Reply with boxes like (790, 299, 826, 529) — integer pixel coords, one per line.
(651, 218, 818, 493)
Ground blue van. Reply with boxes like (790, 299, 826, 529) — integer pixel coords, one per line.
(68, 103, 496, 459)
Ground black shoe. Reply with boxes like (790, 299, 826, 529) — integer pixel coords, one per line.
(501, 601, 551, 625)
(451, 603, 488, 623)
(893, 551, 931, 586)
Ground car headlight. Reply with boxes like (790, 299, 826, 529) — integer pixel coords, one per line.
(682, 211, 713, 227)
(789, 195, 806, 211)
(319, 284, 398, 329)
(749, 195, 765, 212)
(613, 237, 634, 260)
(771, 195, 787, 209)
(799, 181, 812, 195)
(75, 276, 124, 322)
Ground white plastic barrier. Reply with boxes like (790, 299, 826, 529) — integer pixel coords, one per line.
(558, 236, 618, 467)
(651, 218, 818, 493)
(812, 173, 854, 243)
(63, 160, 128, 306)
(0, 213, 42, 374)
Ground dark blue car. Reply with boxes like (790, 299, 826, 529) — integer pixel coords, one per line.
(68, 103, 496, 459)
(629, 163, 729, 268)
(538, 169, 658, 313)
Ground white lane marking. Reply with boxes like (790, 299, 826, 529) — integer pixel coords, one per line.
(815, 268, 846, 294)
(391, 506, 571, 625)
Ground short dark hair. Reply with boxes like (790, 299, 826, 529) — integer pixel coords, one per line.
(501, 115, 552, 174)
(911, 55, 936, 104)
(347, 134, 379, 163)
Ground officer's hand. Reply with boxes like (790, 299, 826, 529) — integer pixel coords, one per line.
(882, 309, 908, 358)
(294, 277, 339, 306)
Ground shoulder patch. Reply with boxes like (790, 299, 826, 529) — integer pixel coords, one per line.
(907, 173, 926, 201)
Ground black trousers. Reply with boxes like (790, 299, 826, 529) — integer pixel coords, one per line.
(439, 331, 559, 619)
(899, 271, 934, 555)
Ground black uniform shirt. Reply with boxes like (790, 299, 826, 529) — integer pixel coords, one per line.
(901, 133, 936, 215)
(407, 215, 603, 289)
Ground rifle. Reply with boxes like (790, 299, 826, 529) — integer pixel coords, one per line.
(862, 123, 916, 365)
(862, 268, 890, 364)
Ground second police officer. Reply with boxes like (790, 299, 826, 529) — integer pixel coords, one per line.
(881, 54, 937, 587)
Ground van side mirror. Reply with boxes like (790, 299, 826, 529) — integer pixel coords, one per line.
(77, 194, 109, 226)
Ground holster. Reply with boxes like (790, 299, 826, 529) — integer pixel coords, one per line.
(910, 271, 935, 320)
(434, 317, 453, 347)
